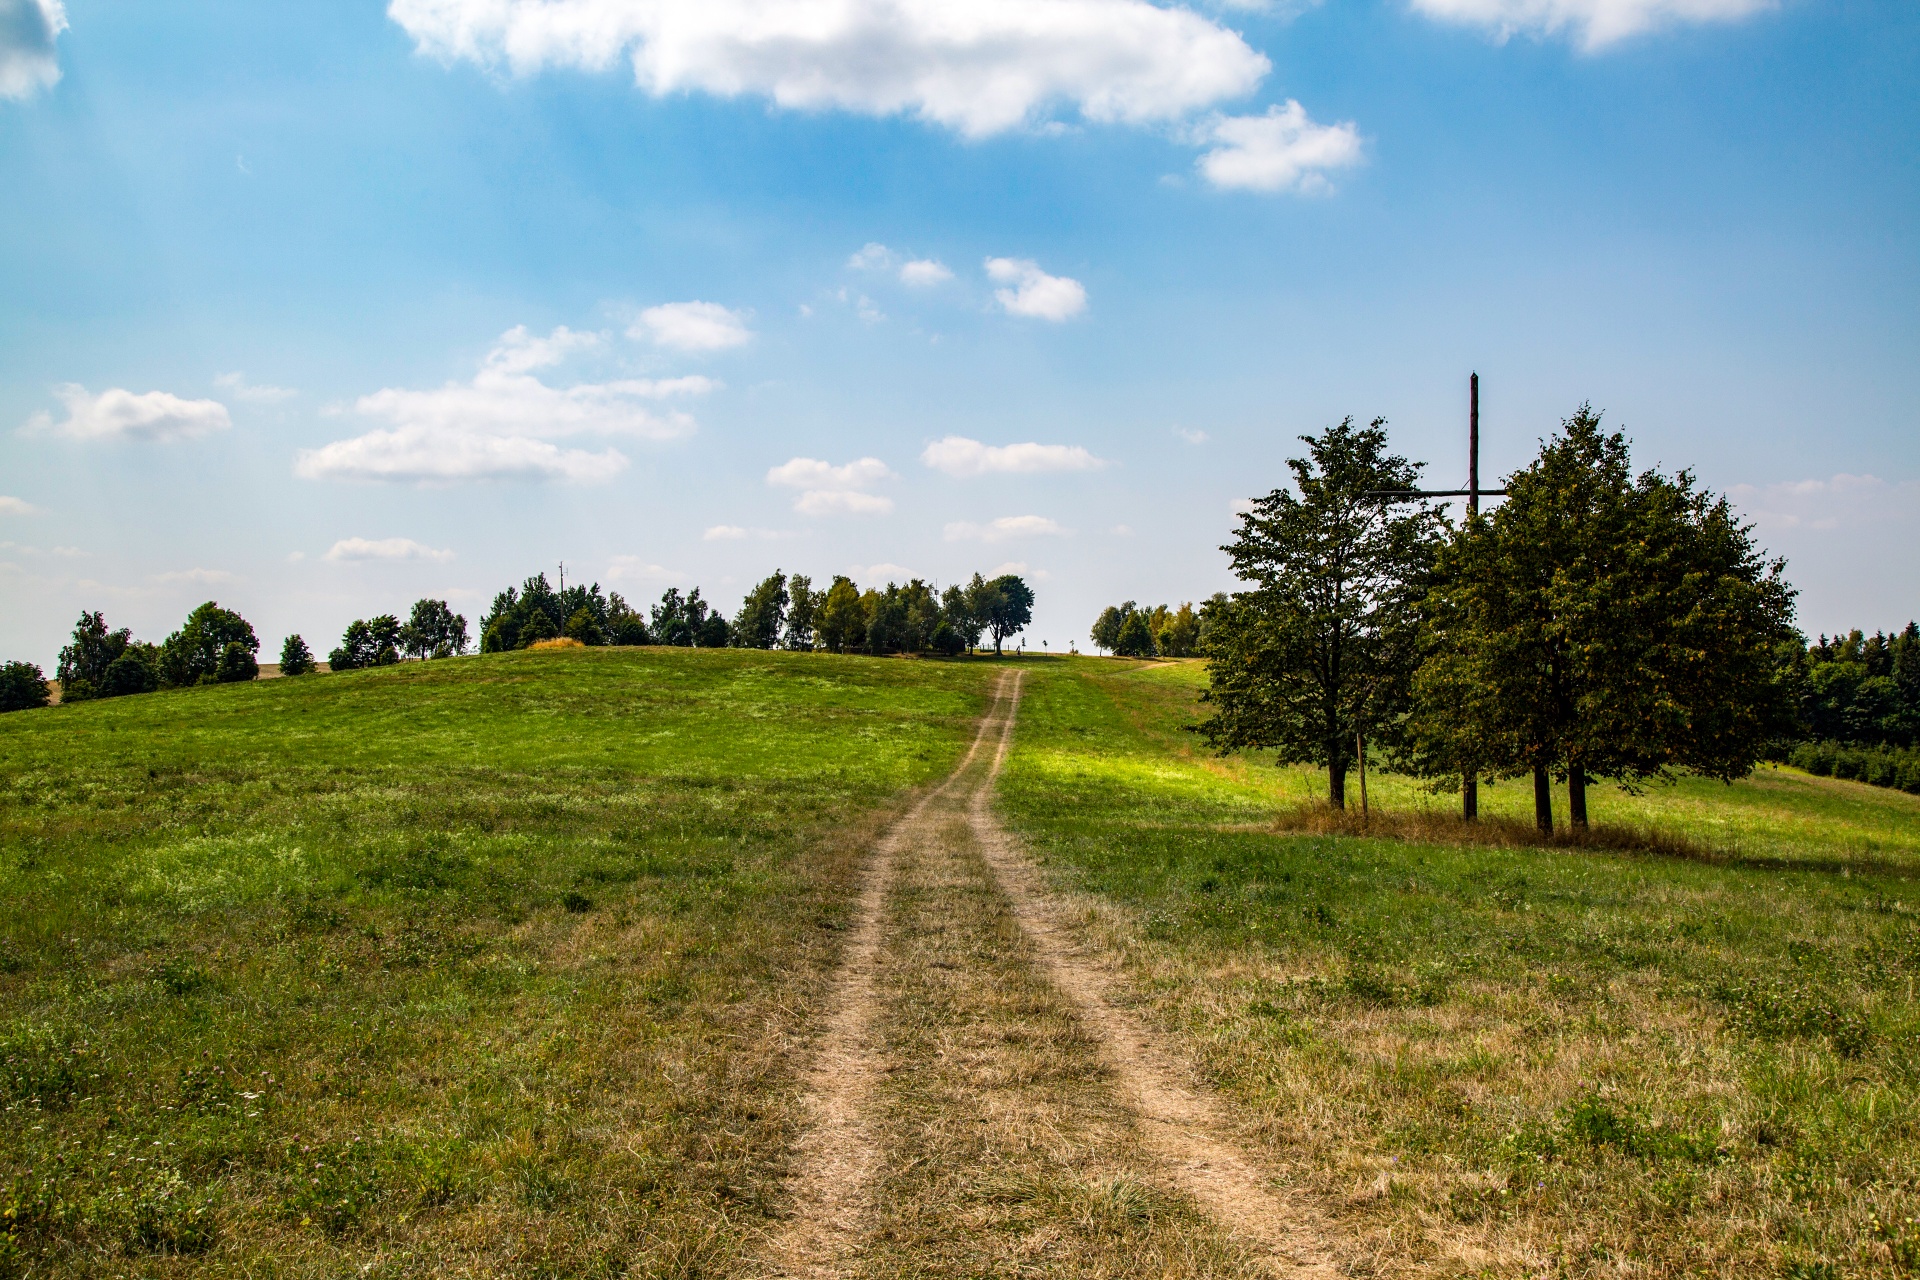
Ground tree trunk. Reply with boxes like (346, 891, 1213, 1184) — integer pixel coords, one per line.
(1568, 765, 1588, 828)
(1463, 773, 1478, 821)
(1533, 765, 1554, 835)
(1328, 754, 1348, 810)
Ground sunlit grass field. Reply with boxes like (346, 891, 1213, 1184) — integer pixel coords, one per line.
(1000, 658, 1920, 1278)
(0, 648, 995, 1278)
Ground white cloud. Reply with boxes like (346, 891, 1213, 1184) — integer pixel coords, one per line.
(213, 372, 299, 403)
(899, 258, 953, 287)
(848, 242, 895, 270)
(850, 562, 913, 582)
(296, 325, 707, 483)
(323, 536, 456, 563)
(631, 301, 752, 351)
(27, 385, 232, 443)
(0, 496, 35, 516)
(388, 0, 1269, 140)
(1175, 426, 1209, 444)
(0, 0, 64, 101)
(797, 490, 895, 516)
(921, 436, 1105, 478)
(1408, 0, 1771, 47)
(1727, 474, 1920, 533)
(1193, 101, 1361, 193)
(984, 258, 1087, 321)
(607, 556, 685, 583)
(943, 514, 1069, 542)
(705, 524, 749, 540)
(768, 455, 896, 516)
(154, 568, 239, 586)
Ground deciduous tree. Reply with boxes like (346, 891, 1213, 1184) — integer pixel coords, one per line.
(1198, 418, 1442, 808)
(279, 635, 316, 676)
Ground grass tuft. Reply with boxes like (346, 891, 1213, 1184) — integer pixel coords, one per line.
(1271, 801, 1716, 860)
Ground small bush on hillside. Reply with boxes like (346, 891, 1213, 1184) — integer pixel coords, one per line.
(0, 660, 51, 712)
(529, 637, 584, 651)
(279, 634, 316, 675)
(101, 647, 159, 696)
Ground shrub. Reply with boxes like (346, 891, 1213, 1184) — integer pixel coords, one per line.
(0, 661, 51, 712)
(1788, 740, 1920, 794)
(279, 634, 316, 676)
(217, 640, 259, 683)
(101, 648, 159, 696)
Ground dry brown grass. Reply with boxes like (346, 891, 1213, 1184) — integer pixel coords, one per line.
(1270, 800, 1718, 859)
(526, 636, 586, 650)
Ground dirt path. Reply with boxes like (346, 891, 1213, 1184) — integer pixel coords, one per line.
(756, 671, 1025, 1278)
(971, 671, 1339, 1277)
(759, 668, 1336, 1278)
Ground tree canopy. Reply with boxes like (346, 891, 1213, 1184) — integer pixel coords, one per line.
(1198, 418, 1444, 808)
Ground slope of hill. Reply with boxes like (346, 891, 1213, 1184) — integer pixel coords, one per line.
(3, 650, 1915, 1278)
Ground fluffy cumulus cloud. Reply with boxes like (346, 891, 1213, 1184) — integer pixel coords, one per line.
(943, 514, 1068, 542)
(985, 258, 1087, 321)
(323, 536, 456, 563)
(0, 496, 36, 516)
(295, 325, 711, 483)
(388, 0, 1269, 139)
(1408, 0, 1772, 48)
(768, 455, 895, 516)
(899, 258, 953, 287)
(1194, 101, 1362, 193)
(0, 0, 65, 101)
(921, 436, 1104, 478)
(630, 301, 753, 351)
(26, 385, 232, 443)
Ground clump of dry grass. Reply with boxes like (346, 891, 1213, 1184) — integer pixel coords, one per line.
(1270, 801, 1719, 860)
(526, 636, 585, 650)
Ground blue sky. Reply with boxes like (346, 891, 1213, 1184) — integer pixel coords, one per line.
(2, 0, 1915, 664)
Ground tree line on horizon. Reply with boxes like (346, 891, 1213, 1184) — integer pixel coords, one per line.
(0, 567, 1039, 714)
(475, 568, 1033, 657)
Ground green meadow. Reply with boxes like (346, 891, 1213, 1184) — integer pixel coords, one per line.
(4, 648, 1918, 1277)
(0, 649, 995, 1278)
(1000, 658, 1920, 1278)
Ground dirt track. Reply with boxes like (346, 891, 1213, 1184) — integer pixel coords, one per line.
(759, 670, 1337, 1278)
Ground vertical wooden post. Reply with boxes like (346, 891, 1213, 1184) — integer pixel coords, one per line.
(1357, 729, 1369, 821)
(1463, 372, 1481, 823)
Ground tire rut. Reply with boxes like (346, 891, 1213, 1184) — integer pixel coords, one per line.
(970, 670, 1340, 1278)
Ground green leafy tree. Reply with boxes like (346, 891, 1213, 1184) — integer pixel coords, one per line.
(1198, 418, 1443, 809)
(606, 593, 650, 645)
(480, 575, 566, 652)
(518, 609, 558, 646)
(102, 645, 160, 695)
(1115, 609, 1155, 657)
(697, 610, 731, 648)
(1195, 593, 1230, 653)
(1090, 605, 1125, 654)
(160, 602, 259, 687)
(56, 611, 131, 702)
(733, 571, 789, 650)
(981, 574, 1034, 655)
(279, 635, 317, 676)
(0, 661, 51, 712)
(930, 620, 965, 656)
(902, 579, 941, 653)
(1411, 407, 1797, 831)
(818, 576, 865, 653)
(1158, 602, 1201, 657)
(400, 599, 469, 659)
(217, 641, 259, 683)
(330, 615, 402, 670)
(784, 575, 819, 651)
(942, 584, 981, 652)
(565, 608, 606, 646)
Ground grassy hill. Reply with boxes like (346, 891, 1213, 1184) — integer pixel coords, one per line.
(3, 649, 1916, 1277)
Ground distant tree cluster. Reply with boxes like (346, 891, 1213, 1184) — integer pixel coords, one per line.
(1089, 600, 1211, 657)
(467, 568, 1031, 658)
(52, 602, 263, 705)
(329, 599, 471, 671)
(1775, 624, 1920, 794)
(1197, 412, 1800, 831)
